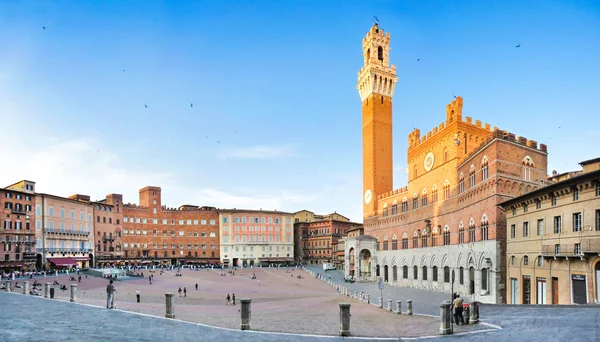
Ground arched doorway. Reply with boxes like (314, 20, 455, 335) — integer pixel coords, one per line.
(469, 267, 475, 295)
(384, 265, 389, 282)
(359, 249, 371, 280)
(595, 261, 600, 303)
(392, 265, 398, 282)
(376, 264, 380, 277)
(348, 247, 355, 277)
(88, 253, 94, 268)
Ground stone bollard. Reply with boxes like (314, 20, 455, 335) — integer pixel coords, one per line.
(439, 300, 452, 335)
(23, 281, 29, 295)
(407, 299, 413, 315)
(469, 301, 479, 324)
(70, 284, 77, 302)
(379, 296, 383, 308)
(5, 280, 11, 292)
(339, 303, 351, 336)
(165, 293, 175, 318)
(366, 294, 370, 304)
(240, 298, 252, 330)
(396, 300, 402, 314)
(387, 299, 392, 311)
(44, 282, 51, 298)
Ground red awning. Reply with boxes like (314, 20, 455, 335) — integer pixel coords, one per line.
(47, 257, 77, 266)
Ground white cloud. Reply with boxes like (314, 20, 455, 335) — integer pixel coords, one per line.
(0, 101, 312, 211)
(185, 188, 313, 211)
(217, 145, 296, 159)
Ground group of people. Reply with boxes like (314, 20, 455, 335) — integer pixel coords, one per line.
(225, 293, 236, 306)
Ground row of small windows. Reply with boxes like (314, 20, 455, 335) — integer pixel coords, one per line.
(123, 229, 217, 237)
(123, 243, 217, 250)
(124, 217, 216, 225)
(35, 205, 93, 222)
(3, 193, 32, 201)
(378, 265, 489, 292)
(382, 183, 451, 216)
(378, 216, 491, 250)
(512, 183, 600, 216)
(224, 217, 292, 225)
(511, 210, 600, 238)
(3, 203, 32, 212)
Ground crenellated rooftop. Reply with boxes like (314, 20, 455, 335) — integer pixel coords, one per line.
(408, 96, 500, 152)
(459, 129, 548, 166)
(377, 186, 409, 201)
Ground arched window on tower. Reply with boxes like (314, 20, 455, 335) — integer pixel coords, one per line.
(482, 156, 489, 180)
(377, 46, 383, 61)
(391, 201, 398, 215)
(444, 180, 450, 199)
(366, 48, 371, 61)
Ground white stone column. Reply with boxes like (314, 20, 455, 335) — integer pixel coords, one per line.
(366, 294, 370, 304)
(44, 282, 51, 298)
(339, 303, 351, 336)
(5, 280, 11, 292)
(387, 299, 392, 311)
(23, 281, 29, 295)
(440, 300, 452, 335)
(407, 299, 413, 315)
(70, 284, 77, 302)
(396, 300, 402, 314)
(240, 298, 252, 330)
(165, 293, 175, 318)
(469, 301, 479, 324)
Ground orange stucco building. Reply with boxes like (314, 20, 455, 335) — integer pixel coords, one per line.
(345, 24, 549, 304)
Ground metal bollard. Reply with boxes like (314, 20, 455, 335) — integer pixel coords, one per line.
(396, 300, 402, 314)
(70, 284, 77, 302)
(23, 281, 29, 295)
(240, 298, 252, 330)
(339, 303, 351, 336)
(387, 299, 392, 311)
(407, 299, 413, 315)
(440, 300, 452, 335)
(44, 282, 51, 298)
(5, 280, 11, 292)
(469, 301, 479, 324)
(366, 294, 370, 304)
(165, 293, 175, 318)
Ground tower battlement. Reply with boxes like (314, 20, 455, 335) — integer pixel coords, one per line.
(408, 96, 501, 153)
(378, 186, 409, 201)
(460, 129, 548, 164)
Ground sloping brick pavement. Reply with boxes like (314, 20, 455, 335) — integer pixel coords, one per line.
(5, 267, 488, 338)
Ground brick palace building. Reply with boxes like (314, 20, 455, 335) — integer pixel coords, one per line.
(344, 24, 549, 304)
(1, 180, 37, 272)
(121, 186, 220, 266)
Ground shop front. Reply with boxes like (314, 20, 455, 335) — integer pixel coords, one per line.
(47, 257, 77, 270)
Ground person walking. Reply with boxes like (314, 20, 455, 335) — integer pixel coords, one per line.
(195, 283, 198, 290)
(226, 294, 231, 306)
(106, 280, 115, 309)
(178, 287, 182, 297)
(232, 293, 236, 306)
(183, 287, 187, 297)
(452, 294, 463, 325)
(149, 275, 152, 285)
(136, 288, 141, 303)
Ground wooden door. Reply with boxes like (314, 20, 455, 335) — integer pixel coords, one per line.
(552, 277, 559, 304)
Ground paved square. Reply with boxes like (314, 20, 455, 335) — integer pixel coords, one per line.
(45, 267, 484, 338)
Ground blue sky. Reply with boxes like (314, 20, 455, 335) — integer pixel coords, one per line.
(1, 1, 599, 222)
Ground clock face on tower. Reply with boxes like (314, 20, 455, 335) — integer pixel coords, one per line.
(364, 189, 372, 204)
(424, 152, 435, 172)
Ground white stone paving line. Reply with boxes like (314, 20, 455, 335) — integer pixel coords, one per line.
(2, 292, 502, 340)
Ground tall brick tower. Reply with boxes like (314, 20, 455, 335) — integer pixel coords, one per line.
(358, 24, 398, 219)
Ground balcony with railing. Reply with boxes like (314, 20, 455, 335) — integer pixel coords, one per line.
(542, 237, 600, 257)
(43, 229, 90, 238)
(43, 248, 93, 253)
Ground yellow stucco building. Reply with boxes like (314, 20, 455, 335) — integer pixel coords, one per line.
(500, 158, 600, 304)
